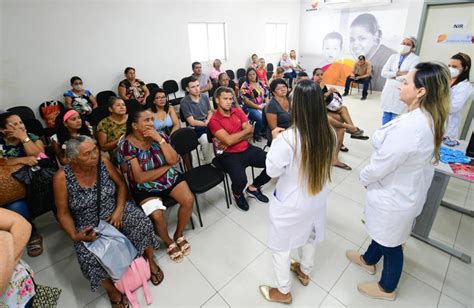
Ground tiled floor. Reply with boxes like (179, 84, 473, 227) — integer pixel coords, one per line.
(24, 91, 474, 307)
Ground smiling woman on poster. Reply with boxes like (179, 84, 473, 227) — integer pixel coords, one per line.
(349, 13, 396, 91)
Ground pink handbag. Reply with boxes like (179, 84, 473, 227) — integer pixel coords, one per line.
(114, 257, 152, 308)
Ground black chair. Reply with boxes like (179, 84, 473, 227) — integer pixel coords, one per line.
(266, 63, 274, 72)
(261, 107, 272, 149)
(125, 99, 144, 115)
(226, 70, 235, 80)
(96, 90, 116, 107)
(266, 71, 273, 80)
(23, 118, 45, 139)
(146, 83, 160, 93)
(89, 106, 110, 127)
(162, 80, 183, 106)
(236, 68, 246, 79)
(7, 106, 36, 121)
(238, 77, 246, 88)
(170, 128, 228, 227)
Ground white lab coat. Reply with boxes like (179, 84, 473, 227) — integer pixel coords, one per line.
(360, 108, 435, 247)
(445, 80, 473, 139)
(265, 128, 329, 252)
(380, 53, 420, 115)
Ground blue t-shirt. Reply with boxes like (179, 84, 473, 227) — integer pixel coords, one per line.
(64, 90, 93, 114)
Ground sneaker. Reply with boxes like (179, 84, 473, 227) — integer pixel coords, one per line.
(357, 282, 396, 301)
(345, 250, 376, 274)
(234, 194, 249, 211)
(361, 96, 367, 100)
(245, 187, 269, 203)
(342, 92, 349, 97)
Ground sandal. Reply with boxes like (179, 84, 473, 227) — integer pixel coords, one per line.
(110, 294, 129, 308)
(150, 266, 164, 286)
(340, 145, 349, 152)
(333, 162, 352, 171)
(290, 259, 310, 286)
(351, 134, 369, 140)
(166, 243, 183, 263)
(175, 236, 191, 256)
(346, 127, 364, 136)
(27, 234, 43, 257)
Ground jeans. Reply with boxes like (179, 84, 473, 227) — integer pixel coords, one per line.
(344, 76, 371, 97)
(363, 240, 403, 293)
(382, 112, 398, 125)
(4, 199, 37, 237)
(216, 145, 271, 195)
(283, 71, 297, 88)
(242, 106, 264, 137)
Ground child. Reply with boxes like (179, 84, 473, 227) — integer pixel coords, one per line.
(256, 58, 269, 85)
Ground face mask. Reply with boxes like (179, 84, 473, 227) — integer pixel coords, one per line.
(398, 44, 411, 54)
(449, 67, 460, 78)
(73, 84, 83, 91)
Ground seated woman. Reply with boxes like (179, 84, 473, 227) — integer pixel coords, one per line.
(53, 136, 163, 307)
(256, 58, 269, 86)
(117, 109, 194, 263)
(280, 53, 296, 87)
(97, 97, 128, 164)
(148, 89, 180, 136)
(269, 67, 285, 85)
(0, 208, 35, 307)
(209, 59, 224, 83)
(0, 112, 44, 257)
(51, 109, 92, 165)
(210, 73, 241, 109)
(265, 79, 291, 143)
(64, 76, 98, 122)
(118, 67, 150, 106)
(239, 68, 269, 141)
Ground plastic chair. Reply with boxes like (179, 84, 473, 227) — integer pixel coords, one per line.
(266, 63, 274, 72)
(96, 91, 117, 107)
(170, 128, 228, 227)
(162, 80, 183, 106)
(226, 70, 235, 80)
(236, 68, 246, 79)
(146, 83, 160, 93)
(89, 106, 110, 127)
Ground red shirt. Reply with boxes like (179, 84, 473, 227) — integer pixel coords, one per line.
(208, 108, 249, 153)
(256, 68, 267, 84)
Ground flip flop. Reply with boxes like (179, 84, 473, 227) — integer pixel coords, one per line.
(351, 134, 369, 140)
(110, 294, 129, 308)
(334, 163, 352, 171)
(150, 267, 164, 286)
(340, 145, 349, 152)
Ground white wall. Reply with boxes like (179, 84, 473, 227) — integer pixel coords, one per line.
(0, 0, 300, 117)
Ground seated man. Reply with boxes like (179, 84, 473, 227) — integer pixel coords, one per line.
(209, 86, 271, 211)
(180, 76, 213, 164)
(343, 55, 372, 100)
(191, 62, 213, 98)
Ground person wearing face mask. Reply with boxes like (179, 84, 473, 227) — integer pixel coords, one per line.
(445, 52, 473, 139)
(64, 76, 98, 122)
(380, 37, 420, 124)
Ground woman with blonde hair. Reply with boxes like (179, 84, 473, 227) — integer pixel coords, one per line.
(259, 79, 335, 304)
(346, 62, 450, 301)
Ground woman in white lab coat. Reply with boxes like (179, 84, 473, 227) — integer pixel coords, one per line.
(346, 62, 450, 301)
(259, 80, 336, 304)
(380, 37, 420, 125)
(445, 52, 473, 139)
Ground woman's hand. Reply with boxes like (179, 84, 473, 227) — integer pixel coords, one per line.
(74, 226, 97, 242)
(143, 128, 163, 143)
(271, 127, 285, 140)
(107, 208, 124, 229)
(4, 123, 28, 141)
(20, 156, 38, 166)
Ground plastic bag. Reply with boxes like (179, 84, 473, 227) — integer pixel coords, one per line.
(84, 220, 138, 281)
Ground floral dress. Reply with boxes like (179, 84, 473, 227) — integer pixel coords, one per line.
(119, 79, 146, 101)
(0, 260, 35, 307)
(239, 81, 268, 106)
(96, 116, 126, 163)
(64, 160, 159, 291)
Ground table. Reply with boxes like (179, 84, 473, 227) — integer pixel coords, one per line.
(411, 141, 472, 264)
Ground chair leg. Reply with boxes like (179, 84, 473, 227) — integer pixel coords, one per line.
(194, 193, 203, 227)
(190, 216, 195, 230)
(195, 149, 201, 166)
(225, 173, 232, 205)
(349, 81, 353, 95)
(251, 167, 255, 181)
(222, 177, 230, 209)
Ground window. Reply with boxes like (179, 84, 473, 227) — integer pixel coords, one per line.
(265, 23, 287, 54)
(188, 23, 227, 62)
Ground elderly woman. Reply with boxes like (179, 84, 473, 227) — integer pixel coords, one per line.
(64, 76, 98, 122)
(239, 68, 269, 141)
(117, 109, 194, 263)
(51, 109, 92, 165)
(118, 67, 149, 105)
(210, 59, 224, 83)
(97, 97, 128, 164)
(148, 89, 180, 136)
(0, 112, 45, 257)
(0, 208, 35, 307)
(53, 135, 163, 308)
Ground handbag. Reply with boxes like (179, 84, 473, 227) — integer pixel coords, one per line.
(11, 158, 58, 217)
(0, 163, 27, 206)
(115, 257, 152, 308)
(326, 92, 343, 112)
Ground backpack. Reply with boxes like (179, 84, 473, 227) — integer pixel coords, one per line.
(114, 257, 152, 308)
(39, 101, 64, 128)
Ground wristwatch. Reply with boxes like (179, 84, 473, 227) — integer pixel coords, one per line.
(158, 138, 166, 145)
(22, 137, 31, 144)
